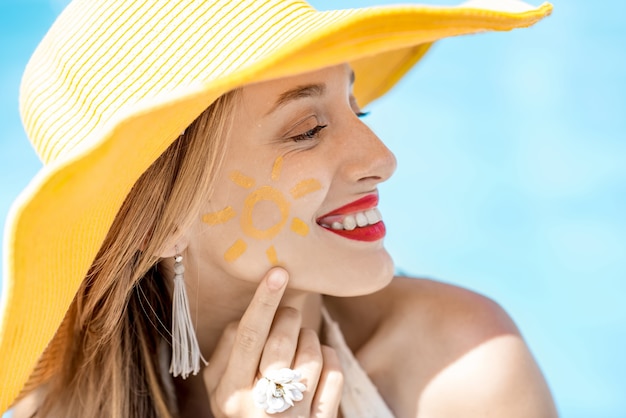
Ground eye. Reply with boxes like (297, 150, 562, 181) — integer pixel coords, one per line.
(350, 95, 369, 119)
(291, 124, 327, 142)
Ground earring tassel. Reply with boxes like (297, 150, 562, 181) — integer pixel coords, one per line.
(170, 254, 208, 378)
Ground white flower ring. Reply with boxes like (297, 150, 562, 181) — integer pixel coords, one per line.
(253, 368, 307, 414)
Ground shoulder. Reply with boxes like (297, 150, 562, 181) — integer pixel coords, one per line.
(325, 277, 558, 418)
(8, 387, 44, 418)
(324, 276, 519, 353)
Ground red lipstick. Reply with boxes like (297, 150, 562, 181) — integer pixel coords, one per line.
(321, 194, 379, 217)
(316, 194, 386, 242)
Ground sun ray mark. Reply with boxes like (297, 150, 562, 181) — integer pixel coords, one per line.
(271, 156, 283, 181)
(230, 171, 255, 189)
(212, 162, 323, 265)
(224, 239, 247, 262)
(290, 178, 321, 199)
(202, 206, 236, 225)
(266, 245, 278, 265)
(290, 218, 309, 236)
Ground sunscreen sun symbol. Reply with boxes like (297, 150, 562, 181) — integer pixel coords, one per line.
(201, 156, 321, 265)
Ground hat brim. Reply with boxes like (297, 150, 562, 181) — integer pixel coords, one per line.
(1, 1, 552, 411)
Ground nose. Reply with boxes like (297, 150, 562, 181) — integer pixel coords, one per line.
(338, 117, 397, 186)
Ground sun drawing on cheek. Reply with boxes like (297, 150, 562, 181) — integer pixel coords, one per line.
(201, 156, 321, 265)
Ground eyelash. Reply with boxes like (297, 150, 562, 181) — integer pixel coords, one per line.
(289, 111, 370, 142)
(291, 124, 328, 142)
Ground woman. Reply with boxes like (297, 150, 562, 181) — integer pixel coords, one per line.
(1, 0, 557, 417)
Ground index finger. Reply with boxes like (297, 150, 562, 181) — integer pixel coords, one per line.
(225, 267, 288, 385)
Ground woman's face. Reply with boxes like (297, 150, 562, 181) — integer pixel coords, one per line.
(186, 64, 397, 296)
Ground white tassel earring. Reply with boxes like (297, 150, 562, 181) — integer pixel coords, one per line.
(170, 252, 208, 378)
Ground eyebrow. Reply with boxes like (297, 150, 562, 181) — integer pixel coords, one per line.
(265, 70, 356, 116)
(266, 83, 326, 115)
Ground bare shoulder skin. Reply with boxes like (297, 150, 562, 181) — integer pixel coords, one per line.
(10, 387, 42, 418)
(324, 276, 559, 418)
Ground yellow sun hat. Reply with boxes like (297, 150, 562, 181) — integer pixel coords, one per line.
(0, 0, 551, 411)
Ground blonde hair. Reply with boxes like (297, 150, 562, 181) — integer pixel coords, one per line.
(35, 90, 240, 417)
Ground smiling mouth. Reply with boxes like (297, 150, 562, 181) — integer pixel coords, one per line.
(316, 194, 386, 242)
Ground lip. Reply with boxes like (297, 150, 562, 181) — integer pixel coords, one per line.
(318, 194, 379, 218)
(316, 194, 386, 242)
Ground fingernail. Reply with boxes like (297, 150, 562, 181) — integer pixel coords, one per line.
(267, 269, 287, 290)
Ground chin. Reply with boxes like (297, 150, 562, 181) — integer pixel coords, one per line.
(292, 250, 395, 297)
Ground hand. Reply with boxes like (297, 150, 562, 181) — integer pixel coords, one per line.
(203, 268, 344, 417)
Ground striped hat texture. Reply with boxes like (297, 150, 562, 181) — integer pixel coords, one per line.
(0, 0, 551, 411)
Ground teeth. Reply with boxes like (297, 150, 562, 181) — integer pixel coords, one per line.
(343, 216, 357, 231)
(321, 208, 382, 230)
(331, 222, 343, 230)
(365, 209, 380, 224)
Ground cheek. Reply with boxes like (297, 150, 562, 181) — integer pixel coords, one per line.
(198, 158, 328, 276)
